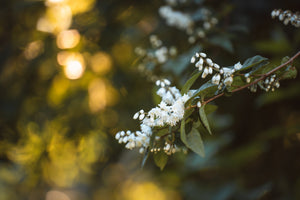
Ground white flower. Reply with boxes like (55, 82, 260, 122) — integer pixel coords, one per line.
(197, 101, 201, 108)
(223, 76, 233, 86)
(212, 73, 221, 85)
(234, 62, 242, 70)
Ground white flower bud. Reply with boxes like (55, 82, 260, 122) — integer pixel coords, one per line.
(122, 136, 128, 143)
(139, 113, 145, 120)
(206, 58, 213, 66)
(213, 63, 220, 69)
(156, 80, 161, 86)
(115, 132, 120, 140)
(133, 112, 139, 120)
(139, 147, 145, 154)
(275, 82, 280, 88)
(120, 131, 125, 136)
(202, 68, 209, 78)
(246, 77, 251, 83)
(164, 79, 171, 85)
(197, 101, 202, 108)
(212, 74, 221, 85)
(190, 56, 196, 63)
(208, 67, 213, 74)
(200, 52, 207, 57)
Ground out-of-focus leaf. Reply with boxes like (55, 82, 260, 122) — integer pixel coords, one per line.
(141, 148, 149, 169)
(199, 106, 212, 135)
(208, 35, 234, 53)
(280, 66, 297, 80)
(153, 151, 168, 170)
(186, 127, 205, 157)
(181, 71, 201, 95)
(162, 46, 200, 75)
(155, 127, 169, 137)
(180, 119, 187, 144)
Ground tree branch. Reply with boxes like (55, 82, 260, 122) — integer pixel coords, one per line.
(202, 50, 300, 105)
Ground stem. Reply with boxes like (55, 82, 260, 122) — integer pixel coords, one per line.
(202, 50, 300, 105)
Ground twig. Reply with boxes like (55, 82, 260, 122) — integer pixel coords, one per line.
(203, 50, 300, 105)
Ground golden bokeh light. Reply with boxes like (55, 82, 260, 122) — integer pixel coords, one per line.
(88, 79, 119, 112)
(120, 181, 167, 200)
(36, 5, 72, 34)
(24, 40, 44, 60)
(56, 29, 80, 49)
(46, 190, 70, 200)
(64, 60, 84, 79)
(56, 51, 85, 79)
(90, 52, 112, 75)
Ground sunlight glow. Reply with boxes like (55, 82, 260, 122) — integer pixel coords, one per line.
(56, 29, 80, 49)
(64, 60, 84, 80)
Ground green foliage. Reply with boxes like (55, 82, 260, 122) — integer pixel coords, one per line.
(199, 105, 212, 135)
(154, 151, 168, 170)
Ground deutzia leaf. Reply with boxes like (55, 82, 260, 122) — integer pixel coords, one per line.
(181, 70, 201, 95)
(180, 119, 187, 144)
(154, 151, 168, 170)
(186, 81, 218, 105)
(204, 104, 218, 115)
(240, 55, 269, 71)
(199, 105, 212, 135)
(186, 127, 205, 157)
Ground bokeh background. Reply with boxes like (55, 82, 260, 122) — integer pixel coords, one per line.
(0, 0, 300, 199)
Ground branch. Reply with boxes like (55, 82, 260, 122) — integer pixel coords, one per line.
(202, 50, 300, 105)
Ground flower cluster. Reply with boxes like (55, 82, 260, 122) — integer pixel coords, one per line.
(248, 74, 280, 93)
(191, 52, 243, 90)
(135, 35, 177, 82)
(115, 79, 192, 155)
(271, 9, 300, 28)
(158, 2, 218, 44)
(159, 6, 194, 31)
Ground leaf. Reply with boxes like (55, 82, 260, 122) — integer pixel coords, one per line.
(240, 55, 269, 72)
(227, 76, 246, 92)
(186, 81, 218, 105)
(155, 127, 169, 137)
(153, 151, 168, 170)
(186, 127, 205, 157)
(141, 148, 149, 169)
(204, 104, 218, 115)
(208, 35, 234, 53)
(199, 105, 212, 135)
(180, 119, 187, 144)
(162, 46, 200, 75)
(181, 71, 201, 95)
(280, 66, 297, 80)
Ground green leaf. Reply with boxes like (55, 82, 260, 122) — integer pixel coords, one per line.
(204, 104, 218, 115)
(199, 105, 212, 135)
(227, 76, 246, 92)
(240, 55, 269, 72)
(181, 71, 201, 95)
(162, 46, 200, 75)
(180, 119, 187, 144)
(153, 151, 168, 170)
(155, 127, 169, 137)
(186, 127, 205, 157)
(208, 35, 234, 53)
(141, 148, 149, 169)
(186, 81, 218, 105)
(280, 66, 297, 80)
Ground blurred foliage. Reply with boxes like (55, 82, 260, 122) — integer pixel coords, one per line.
(0, 0, 300, 200)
